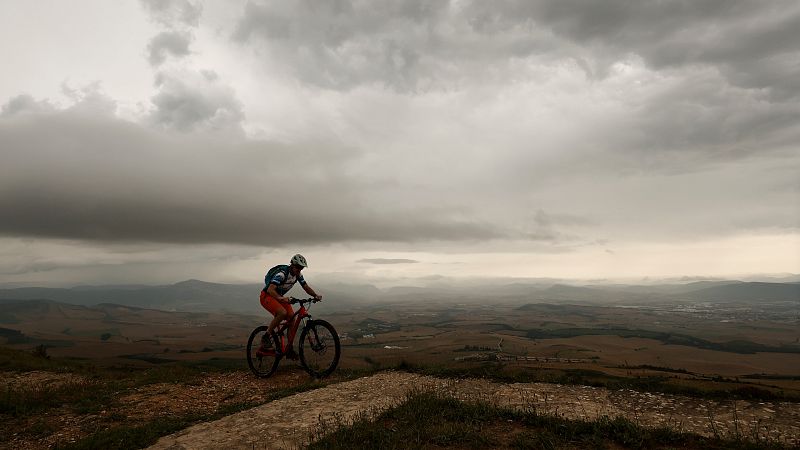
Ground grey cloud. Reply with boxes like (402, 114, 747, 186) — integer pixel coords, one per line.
(357, 258, 420, 265)
(0, 107, 500, 246)
(233, 0, 799, 98)
(724, 56, 800, 101)
(147, 31, 192, 66)
(3, 88, 117, 119)
(482, 66, 800, 179)
(626, 73, 800, 163)
(233, 1, 461, 90)
(234, 0, 444, 45)
(1, 95, 56, 116)
(503, 209, 593, 244)
(140, 0, 202, 27)
(149, 70, 244, 132)
(471, 0, 800, 95)
(60, 83, 118, 116)
(483, 0, 757, 45)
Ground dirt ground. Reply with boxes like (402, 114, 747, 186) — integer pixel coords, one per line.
(149, 372, 800, 450)
(1, 368, 316, 450)
(3, 370, 799, 449)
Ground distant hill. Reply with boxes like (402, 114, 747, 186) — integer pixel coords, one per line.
(587, 280, 744, 295)
(0, 279, 796, 314)
(0, 298, 218, 325)
(683, 282, 800, 303)
(0, 281, 259, 313)
(523, 284, 668, 304)
(510, 281, 799, 306)
(0, 280, 378, 315)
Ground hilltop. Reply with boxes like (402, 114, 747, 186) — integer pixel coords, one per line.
(2, 355, 798, 449)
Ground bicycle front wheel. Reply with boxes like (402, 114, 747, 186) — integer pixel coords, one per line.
(299, 319, 340, 378)
(246, 325, 280, 378)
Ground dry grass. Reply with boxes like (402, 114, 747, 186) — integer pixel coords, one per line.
(309, 389, 790, 450)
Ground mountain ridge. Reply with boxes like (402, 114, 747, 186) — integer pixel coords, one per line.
(0, 279, 796, 314)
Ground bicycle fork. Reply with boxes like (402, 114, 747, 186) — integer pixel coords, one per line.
(306, 326, 324, 351)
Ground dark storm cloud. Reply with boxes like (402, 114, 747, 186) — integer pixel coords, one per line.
(466, 0, 800, 95)
(0, 105, 500, 246)
(622, 71, 800, 162)
(233, 1, 799, 96)
(357, 258, 420, 265)
(223, 0, 800, 244)
(230, 1, 800, 179)
(140, 0, 202, 27)
(148, 70, 244, 132)
(147, 31, 192, 66)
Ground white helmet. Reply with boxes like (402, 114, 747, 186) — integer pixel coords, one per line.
(290, 253, 308, 267)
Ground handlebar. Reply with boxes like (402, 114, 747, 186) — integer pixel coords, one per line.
(288, 297, 321, 305)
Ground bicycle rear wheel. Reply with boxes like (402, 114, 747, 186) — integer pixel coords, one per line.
(299, 319, 340, 378)
(246, 326, 280, 378)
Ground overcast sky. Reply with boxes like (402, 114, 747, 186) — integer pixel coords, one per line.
(0, 0, 798, 287)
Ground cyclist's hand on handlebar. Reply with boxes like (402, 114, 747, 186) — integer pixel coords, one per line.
(314, 294, 323, 302)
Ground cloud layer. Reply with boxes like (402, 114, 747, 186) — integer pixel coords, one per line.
(232, 1, 800, 95)
(358, 258, 420, 265)
(0, 0, 797, 283)
(0, 99, 499, 246)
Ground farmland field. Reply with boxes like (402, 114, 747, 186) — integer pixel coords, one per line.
(2, 296, 798, 399)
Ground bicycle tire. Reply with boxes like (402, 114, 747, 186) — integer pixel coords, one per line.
(246, 325, 281, 378)
(299, 319, 340, 378)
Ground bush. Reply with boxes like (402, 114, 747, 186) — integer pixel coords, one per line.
(32, 344, 49, 359)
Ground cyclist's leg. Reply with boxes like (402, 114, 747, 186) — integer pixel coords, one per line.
(278, 302, 295, 335)
(259, 290, 271, 314)
(257, 291, 278, 349)
(259, 292, 286, 346)
(262, 294, 294, 347)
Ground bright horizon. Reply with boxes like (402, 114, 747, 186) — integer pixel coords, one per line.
(1, 1, 798, 287)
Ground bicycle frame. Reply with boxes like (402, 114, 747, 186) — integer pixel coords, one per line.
(273, 301, 312, 354)
(248, 297, 339, 378)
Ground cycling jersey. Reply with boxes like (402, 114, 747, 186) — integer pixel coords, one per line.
(263, 264, 307, 296)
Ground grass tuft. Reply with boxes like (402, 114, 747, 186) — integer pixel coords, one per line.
(56, 415, 203, 450)
(1, 378, 113, 417)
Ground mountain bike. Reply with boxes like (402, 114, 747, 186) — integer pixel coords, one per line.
(246, 297, 340, 378)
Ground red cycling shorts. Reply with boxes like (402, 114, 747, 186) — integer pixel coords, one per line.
(260, 290, 294, 318)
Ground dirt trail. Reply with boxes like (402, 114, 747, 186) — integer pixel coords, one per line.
(149, 371, 800, 449)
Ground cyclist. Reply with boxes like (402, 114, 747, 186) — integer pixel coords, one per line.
(259, 254, 322, 358)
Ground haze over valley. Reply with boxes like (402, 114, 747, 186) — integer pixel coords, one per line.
(2, 278, 797, 377)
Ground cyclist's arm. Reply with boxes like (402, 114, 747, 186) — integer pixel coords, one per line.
(266, 283, 291, 303)
(302, 283, 322, 300)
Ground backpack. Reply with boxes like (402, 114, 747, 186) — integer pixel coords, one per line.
(264, 264, 289, 287)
